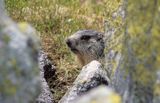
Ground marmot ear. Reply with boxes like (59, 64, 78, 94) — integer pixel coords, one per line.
(97, 32, 104, 40)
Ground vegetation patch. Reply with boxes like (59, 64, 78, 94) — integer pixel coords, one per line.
(5, 0, 122, 102)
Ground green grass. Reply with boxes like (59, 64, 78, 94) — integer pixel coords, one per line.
(5, 0, 122, 102)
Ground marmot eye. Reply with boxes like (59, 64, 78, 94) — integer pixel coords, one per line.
(81, 35, 91, 40)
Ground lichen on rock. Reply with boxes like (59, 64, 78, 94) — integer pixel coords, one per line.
(59, 60, 110, 103)
(0, 2, 41, 103)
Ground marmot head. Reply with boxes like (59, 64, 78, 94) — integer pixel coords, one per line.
(66, 30, 105, 66)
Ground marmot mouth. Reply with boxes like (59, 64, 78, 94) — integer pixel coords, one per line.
(70, 48, 78, 53)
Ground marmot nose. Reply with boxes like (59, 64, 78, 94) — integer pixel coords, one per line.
(66, 39, 72, 47)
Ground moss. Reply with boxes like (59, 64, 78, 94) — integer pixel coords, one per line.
(123, 0, 160, 102)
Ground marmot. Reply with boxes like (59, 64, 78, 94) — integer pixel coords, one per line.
(66, 30, 105, 66)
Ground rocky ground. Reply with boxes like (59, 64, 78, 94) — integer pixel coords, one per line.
(37, 51, 56, 103)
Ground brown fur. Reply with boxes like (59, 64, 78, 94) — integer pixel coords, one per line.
(66, 30, 105, 66)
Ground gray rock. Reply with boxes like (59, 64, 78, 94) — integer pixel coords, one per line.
(154, 71, 160, 103)
(104, 2, 129, 103)
(0, 2, 40, 103)
(59, 60, 110, 103)
(0, 0, 5, 12)
(74, 86, 121, 103)
(36, 51, 55, 103)
(104, 1, 160, 103)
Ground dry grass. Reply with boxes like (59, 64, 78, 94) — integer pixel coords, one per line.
(5, 0, 122, 102)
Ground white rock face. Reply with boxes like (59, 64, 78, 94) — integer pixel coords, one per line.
(59, 60, 110, 103)
(75, 86, 121, 103)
